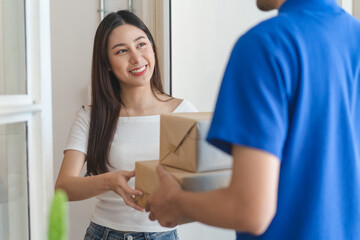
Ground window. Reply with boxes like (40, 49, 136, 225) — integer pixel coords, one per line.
(0, 0, 53, 239)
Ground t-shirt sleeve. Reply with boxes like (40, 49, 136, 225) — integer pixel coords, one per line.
(174, 99, 199, 113)
(64, 106, 91, 154)
(207, 30, 288, 159)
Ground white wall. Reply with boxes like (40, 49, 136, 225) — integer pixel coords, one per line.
(171, 0, 276, 112)
(51, 1, 99, 239)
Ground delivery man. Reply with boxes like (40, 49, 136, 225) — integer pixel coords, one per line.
(145, 0, 360, 239)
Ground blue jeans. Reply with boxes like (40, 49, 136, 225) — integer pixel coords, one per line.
(84, 222, 179, 240)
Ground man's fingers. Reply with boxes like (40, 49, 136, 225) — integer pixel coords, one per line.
(148, 211, 157, 221)
(156, 165, 171, 180)
(159, 219, 178, 228)
(165, 221, 176, 228)
(145, 200, 150, 212)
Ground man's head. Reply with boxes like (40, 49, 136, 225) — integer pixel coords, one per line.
(256, 0, 286, 11)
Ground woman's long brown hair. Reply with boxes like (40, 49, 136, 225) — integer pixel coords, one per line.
(86, 10, 165, 176)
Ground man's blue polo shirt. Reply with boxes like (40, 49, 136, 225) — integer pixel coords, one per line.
(207, 0, 360, 239)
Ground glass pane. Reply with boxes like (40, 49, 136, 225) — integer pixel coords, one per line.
(0, 0, 27, 95)
(100, 0, 127, 18)
(0, 122, 29, 240)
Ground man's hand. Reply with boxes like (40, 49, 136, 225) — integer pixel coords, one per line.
(145, 165, 183, 228)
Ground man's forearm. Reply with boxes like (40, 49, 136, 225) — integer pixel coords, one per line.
(176, 186, 275, 235)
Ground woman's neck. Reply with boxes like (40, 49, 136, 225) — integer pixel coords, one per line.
(119, 85, 161, 116)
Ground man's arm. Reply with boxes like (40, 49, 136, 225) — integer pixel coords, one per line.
(146, 145, 280, 235)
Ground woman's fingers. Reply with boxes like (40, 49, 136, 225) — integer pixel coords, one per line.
(108, 170, 144, 211)
(121, 170, 136, 179)
(110, 170, 142, 196)
(121, 182, 143, 196)
(119, 189, 144, 212)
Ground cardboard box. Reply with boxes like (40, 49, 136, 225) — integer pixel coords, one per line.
(159, 112, 232, 172)
(135, 160, 232, 223)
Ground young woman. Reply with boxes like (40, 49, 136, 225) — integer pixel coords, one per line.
(55, 10, 197, 240)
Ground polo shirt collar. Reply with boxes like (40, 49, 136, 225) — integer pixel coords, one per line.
(279, 0, 341, 12)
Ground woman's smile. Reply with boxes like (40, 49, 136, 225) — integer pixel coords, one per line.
(129, 65, 148, 76)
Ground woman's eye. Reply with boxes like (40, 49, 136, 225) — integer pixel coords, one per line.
(116, 49, 127, 55)
(138, 42, 146, 48)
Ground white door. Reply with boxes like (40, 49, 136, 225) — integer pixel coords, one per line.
(0, 0, 53, 239)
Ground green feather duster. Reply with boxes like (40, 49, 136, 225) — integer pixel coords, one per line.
(48, 189, 69, 240)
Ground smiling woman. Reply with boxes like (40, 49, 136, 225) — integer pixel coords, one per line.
(54, 10, 197, 240)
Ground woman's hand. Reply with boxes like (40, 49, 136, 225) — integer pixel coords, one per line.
(106, 170, 144, 211)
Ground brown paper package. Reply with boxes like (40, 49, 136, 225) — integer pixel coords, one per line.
(159, 112, 232, 172)
(135, 160, 231, 224)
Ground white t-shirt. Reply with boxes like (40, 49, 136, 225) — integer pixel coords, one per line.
(64, 99, 198, 232)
